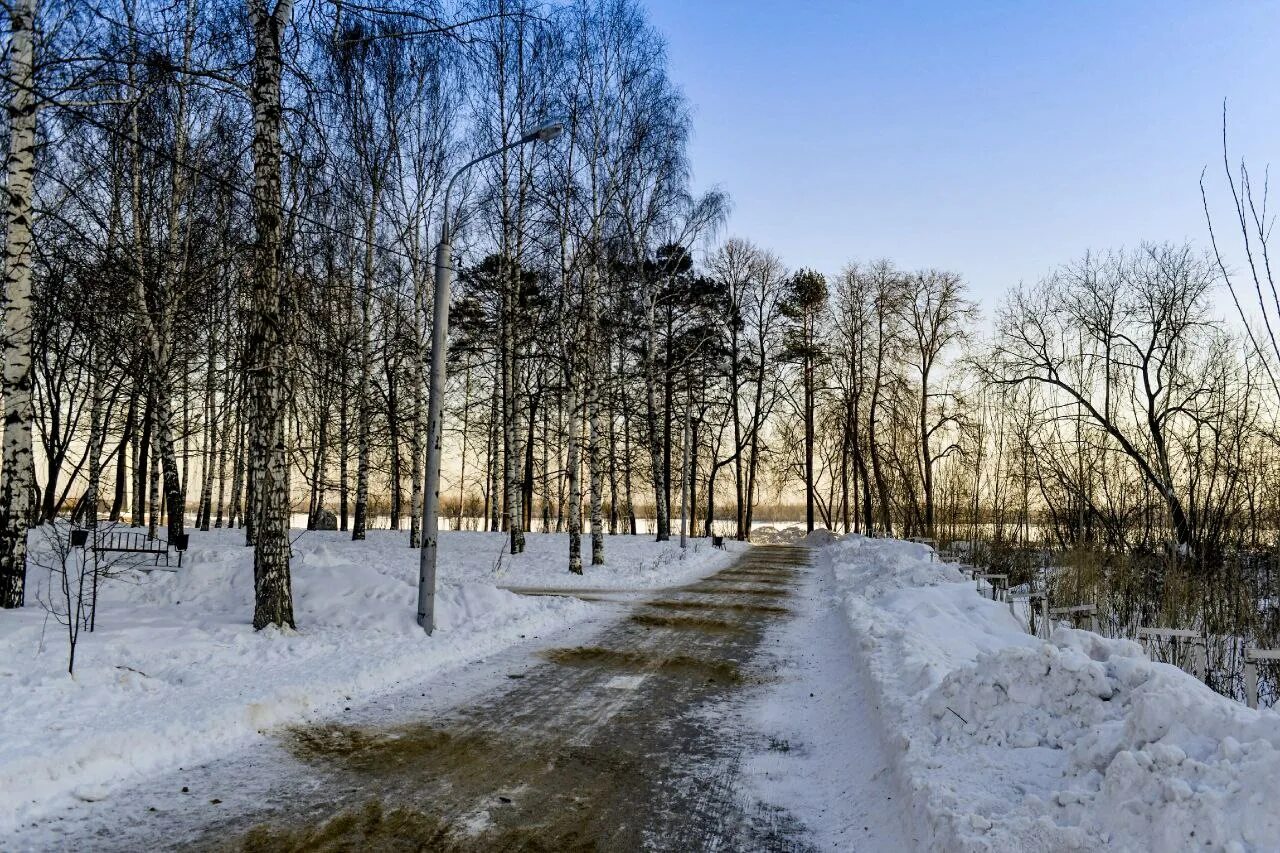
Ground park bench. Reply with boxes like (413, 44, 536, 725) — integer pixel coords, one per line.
(711, 534, 726, 550)
(71, 527, 189, 571)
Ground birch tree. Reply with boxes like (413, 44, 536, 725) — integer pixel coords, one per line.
(246, 0, 295, 629)
(0, 0, 38, 608)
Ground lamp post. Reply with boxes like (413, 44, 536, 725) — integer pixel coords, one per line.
(418, 117, 566, 634)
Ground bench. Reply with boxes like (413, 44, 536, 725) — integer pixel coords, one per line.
(72, 527, 189, 571)
(711, 534, 726, 550)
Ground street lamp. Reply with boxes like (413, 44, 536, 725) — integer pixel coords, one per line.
(418, 117, 567, 634)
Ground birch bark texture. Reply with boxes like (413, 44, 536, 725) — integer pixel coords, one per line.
(0, 0, 38, 608)
(246, 0, 295, 630)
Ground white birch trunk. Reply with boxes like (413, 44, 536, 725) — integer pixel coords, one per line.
(587, 273, 604, 566)
(565, 365, 582, 575)
(85, 352, 105, 530)
(642, 287, 668, 541)
(352, 191, 379, 540)
(247, 0, 295, 629)
(408, 251, 426, 547)
(0, 0, 37, 607)
(680, 392, 690, 550)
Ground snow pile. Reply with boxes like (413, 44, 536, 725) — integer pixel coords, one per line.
(0, 528, 736, 832)
(821, 534, 1280, 852)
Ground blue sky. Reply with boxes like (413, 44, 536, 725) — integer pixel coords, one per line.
(643, 1, 1280, 306)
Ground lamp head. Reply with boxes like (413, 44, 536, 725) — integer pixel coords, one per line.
(521, 117, 567, 144)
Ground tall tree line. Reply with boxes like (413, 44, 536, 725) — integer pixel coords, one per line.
(8, 1, 1280, 636)
(0, 0, 732, 620)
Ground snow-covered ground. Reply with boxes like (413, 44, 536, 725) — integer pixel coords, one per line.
(822, 534, 1280, 852)
(0, 527, 741, 833)
(737, 546, 911, 849)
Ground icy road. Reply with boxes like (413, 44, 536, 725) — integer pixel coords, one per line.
(13, 545, 910, 852)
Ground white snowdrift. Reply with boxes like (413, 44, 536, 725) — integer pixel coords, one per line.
(822, 534, 1280, 852)
(0, 528, 738, 832)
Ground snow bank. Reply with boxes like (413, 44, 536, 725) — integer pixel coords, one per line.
(822, 534, 1280, 852)
(0, 528, 737, 831)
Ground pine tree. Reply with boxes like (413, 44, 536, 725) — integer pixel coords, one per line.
(781, 268, 829, 534)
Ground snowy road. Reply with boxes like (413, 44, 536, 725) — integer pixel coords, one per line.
(13, 545, 910, 852)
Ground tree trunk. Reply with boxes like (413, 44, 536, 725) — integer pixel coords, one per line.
(408, 254, 427, 547)
(679, 390, 690, 549)
(246, 0, 296, 630)
(744, 358, 766, 541)
(841, 396, 852, 533)
(566, 366, 583, 574)
(621, 382, 637, 535)
(151, 394, 185, 540)
(920, 364, 935, 537)
(588, 285, 605, 566)
(110, 392, 136, 521)
(339, 376, 349, 530)
(642, 289, 668, 540)
(730, 318, 744, 540)
(804, 345, 815, 533)
(308, 409, 327, 530)
(353, 221, 376, 540)
(147, 428, 160, 538)
(488, 379, 501, 532)
(455, 365, 472, 532)
(523, 390, 537, 531)
(387, 354, 402, 531)
(689, 413, 699, 535)
(869, 384, 893, 535)
(228, 404, 245, 528)
(84, 351, 105, 529)
(541, 394, 551, 532)
(198, 338, 218, 530)
(214, 395, 231, 528)
(502, 262, 524, 552)
(607, 355, 619, 536)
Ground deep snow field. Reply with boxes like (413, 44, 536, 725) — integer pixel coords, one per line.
(0, 527, 742, 833)
(822, 535, 1280, 852)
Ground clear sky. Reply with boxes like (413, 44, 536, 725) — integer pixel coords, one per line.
(642, 1, 1280, 307)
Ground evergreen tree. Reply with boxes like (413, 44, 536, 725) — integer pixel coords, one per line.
(781, 268, 829, 533)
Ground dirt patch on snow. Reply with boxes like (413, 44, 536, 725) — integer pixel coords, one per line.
(645, 599, 791, 615)
(628, 612, 745, 634)
(541, 645, 742, 685)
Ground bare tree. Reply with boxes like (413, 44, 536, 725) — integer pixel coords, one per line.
(903, 270, 975, 537)
(987, 245, 1224, 554)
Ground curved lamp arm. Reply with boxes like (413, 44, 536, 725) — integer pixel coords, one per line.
(417, 116, 566, 635)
